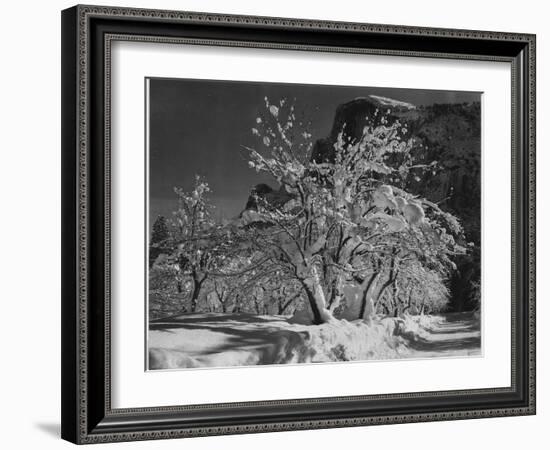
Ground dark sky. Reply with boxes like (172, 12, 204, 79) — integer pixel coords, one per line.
(148, 78, 480, 223)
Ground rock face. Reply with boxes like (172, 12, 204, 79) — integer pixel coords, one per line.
(312, 98, 382, 164)
(244, 183, 294, 211)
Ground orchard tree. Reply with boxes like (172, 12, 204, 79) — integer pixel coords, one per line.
(241, 97, 465, 324)
(170, 175, 222, 312)
(149, 215, 170, 268)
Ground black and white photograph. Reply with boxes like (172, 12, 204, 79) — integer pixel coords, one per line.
(146, 78, 482, 370)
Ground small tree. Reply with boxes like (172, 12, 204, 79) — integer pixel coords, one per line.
(149, 257, 192, 318)
(149, 215, 170, 268)
(170, 176, 218, 312)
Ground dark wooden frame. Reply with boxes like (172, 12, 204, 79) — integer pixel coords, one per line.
(61, 4, 536, 444)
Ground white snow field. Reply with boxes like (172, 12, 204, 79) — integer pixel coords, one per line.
(148, 312, 481, 370)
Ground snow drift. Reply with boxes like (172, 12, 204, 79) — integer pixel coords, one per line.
(148, 312, 473, 370)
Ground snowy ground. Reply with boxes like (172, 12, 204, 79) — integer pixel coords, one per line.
(148, 312, 481, 370)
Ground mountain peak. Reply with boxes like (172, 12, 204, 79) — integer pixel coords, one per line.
(368, 95, 416, 110)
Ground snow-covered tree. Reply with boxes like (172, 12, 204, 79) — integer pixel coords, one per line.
(168, 176, 222, 312)
(149, 215, 170, 268)
(242, 98, 465, 324)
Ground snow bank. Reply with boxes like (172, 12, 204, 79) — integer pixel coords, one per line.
(303, 318, 413, 362)
(393, 314, 442, 341)
(148, 313, 430, 370)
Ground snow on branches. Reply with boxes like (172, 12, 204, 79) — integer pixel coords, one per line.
(240, 98, 466, 323)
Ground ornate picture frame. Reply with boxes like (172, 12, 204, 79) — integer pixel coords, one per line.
(61, 4, 535, 444)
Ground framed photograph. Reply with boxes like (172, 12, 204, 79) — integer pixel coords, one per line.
(61, 5, 536, 444)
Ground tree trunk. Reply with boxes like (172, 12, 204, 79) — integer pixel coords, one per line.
(402, 286, 414, 314)
(328, 274, 345, 313)
(303, 286, 323, 324)
(190, 272, 205, 313)
(300, 265, 334, 324)
(374, 279, 393, 306)
(190, 281, 200, 313)
(358, 272, 380, 320)
(392, 279, 401, 317)
(233, 294, 241, 313)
